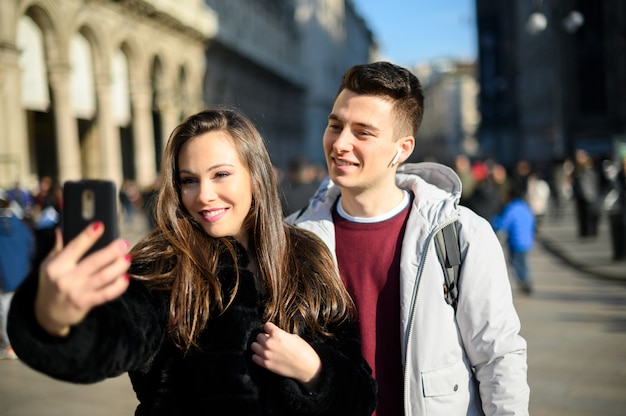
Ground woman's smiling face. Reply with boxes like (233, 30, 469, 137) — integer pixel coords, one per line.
(178, 130, 253, 249)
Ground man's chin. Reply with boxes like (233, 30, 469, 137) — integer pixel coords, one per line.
(329, 174, 354, 189)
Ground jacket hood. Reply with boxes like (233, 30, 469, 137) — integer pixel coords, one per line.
(396, 162, 462, 227)
(397, 162, 462, 202)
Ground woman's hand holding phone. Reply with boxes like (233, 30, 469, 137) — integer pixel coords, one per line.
(34, 222, 132, 337)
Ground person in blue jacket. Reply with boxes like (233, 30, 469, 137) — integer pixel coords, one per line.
(0, 189, 35, 359)
(491, 186, 536, 294)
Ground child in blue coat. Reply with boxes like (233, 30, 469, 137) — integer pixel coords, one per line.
(491, 186, 536, 294)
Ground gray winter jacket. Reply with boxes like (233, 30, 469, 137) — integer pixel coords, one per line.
(286, 162, 529, 416)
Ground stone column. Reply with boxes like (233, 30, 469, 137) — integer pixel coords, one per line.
(94, 73, 123, 187)
(0, 41, 30, 186)
(48, 63, 81, 183)
(159, 95, 180, 155)
(130, 83, 156, 189)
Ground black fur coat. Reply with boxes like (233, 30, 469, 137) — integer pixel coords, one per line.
(8, 245, 376, 415)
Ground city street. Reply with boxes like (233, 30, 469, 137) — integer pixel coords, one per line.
(1, 203, 625, 415)
(516, 239, 626, 415)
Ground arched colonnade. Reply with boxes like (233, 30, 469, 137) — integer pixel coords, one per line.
(0, 0, 207, 190)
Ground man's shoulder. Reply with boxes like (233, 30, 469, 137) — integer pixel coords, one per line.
(285, 180, 338, 224)
(455, 205, 499, 237)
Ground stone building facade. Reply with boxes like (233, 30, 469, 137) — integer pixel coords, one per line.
(0, 0, 372, 193)
(0, 0, 214, 190)
(295, 0, 373, 163)
(414, 60, 480, 164)
(203, 0, 305, 169)
(203, 0, 372, 168)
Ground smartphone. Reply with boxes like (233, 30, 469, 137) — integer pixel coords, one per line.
(62, 179, 120, 256)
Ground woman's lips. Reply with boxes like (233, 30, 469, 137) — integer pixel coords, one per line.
(200, 208, 227, 223)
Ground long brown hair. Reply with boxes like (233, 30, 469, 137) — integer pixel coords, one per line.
(130, 108, 353, 350)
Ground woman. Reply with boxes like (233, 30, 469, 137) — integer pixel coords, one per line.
(8, 108, 376, 415)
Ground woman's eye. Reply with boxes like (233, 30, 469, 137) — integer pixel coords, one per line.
(215, 172, 230, 179)
(180, 177, 196, 185)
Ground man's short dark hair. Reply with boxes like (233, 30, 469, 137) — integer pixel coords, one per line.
(337, 61, 425, 137)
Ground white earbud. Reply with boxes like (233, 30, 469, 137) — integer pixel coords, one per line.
(391, 148, 402, 166)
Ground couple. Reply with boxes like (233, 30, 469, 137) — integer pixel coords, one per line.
(8, 62, 529, 415)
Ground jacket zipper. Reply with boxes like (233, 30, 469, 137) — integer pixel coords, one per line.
(402, 217, 460, 415)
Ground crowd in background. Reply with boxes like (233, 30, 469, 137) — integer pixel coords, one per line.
(451, 151, 626, 238)
(449, 150, 626, 286)
(278, 156, 327, 216)
(0, 175, 63, 359)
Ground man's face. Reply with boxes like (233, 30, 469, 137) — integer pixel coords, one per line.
(323, 89, 403, 193)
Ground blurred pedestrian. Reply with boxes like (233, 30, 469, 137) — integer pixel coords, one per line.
(32, 175, 63, 232)
(548, 158, 570, 216)
(464, 160, 503, 222)
(525, 171, 551, 232)
(453, 154, 476, 204)
(613, 155, 626, 209)
(512, 160, 532, 197)
(119, 180, 143, 223)
(607, 155, 626, 260)
(491, 162, 512, 206)
(572, 149, 601, 237)
(33, 176, 62, 213)
(492, 186, 536, 294)
(29, 177, 63, 271)
(280, 155, 321, 215)
(141, 177, 161, 230)
(0, 189, 35, 359)
(6, 181, 35, 223)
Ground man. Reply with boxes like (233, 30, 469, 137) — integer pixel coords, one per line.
(287, 62, 529, 415)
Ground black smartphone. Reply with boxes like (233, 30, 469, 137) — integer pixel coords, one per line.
(62, 179, 120, 256)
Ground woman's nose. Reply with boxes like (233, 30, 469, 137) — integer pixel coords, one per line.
(198, 181, 217, 202)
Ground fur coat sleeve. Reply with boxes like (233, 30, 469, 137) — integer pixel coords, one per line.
(7, 272, 168, 383)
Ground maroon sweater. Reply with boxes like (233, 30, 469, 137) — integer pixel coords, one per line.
(333, 202, 411, 416)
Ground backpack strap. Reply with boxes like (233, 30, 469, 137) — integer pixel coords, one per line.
(434, 221, 462, 312)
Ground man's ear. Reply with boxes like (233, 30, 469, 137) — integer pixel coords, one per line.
(398, 135, 415, 164)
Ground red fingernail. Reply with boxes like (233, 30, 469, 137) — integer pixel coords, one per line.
(124, 274, 130, 281)
(92, 221, 103, 232)
(125, 254, 132, 262)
